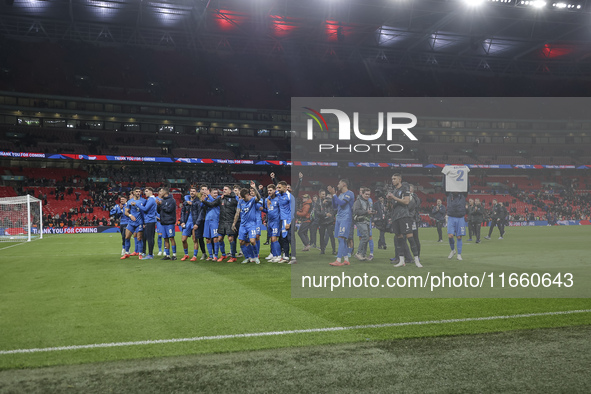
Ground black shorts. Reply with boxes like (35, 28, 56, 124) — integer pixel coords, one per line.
(218, 222, 236, 236)
(392, 217, 413, 235)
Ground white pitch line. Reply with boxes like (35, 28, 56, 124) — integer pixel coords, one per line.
(1, 309, 589, 355)
(0, 237, 43, 251)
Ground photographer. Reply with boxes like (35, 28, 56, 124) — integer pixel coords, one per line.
(309, 195, 321, 249)
(373, 193, 387, 250)
(318, 190, 336, 255)
(353, 188, 374, 260)
(296, 194, 313, 251)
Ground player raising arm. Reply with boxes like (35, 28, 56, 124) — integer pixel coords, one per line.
(328, 179, 355, 267)
(233, 181, 261, 264)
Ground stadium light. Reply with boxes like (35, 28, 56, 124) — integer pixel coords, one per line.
(551, 2, 582, 8)
(88, 1, 120, 19)
(464, 0, 485, 6)
(376, 25, 409, 46)
(12, 0, 51, 14)
(519, 0, 547, 7)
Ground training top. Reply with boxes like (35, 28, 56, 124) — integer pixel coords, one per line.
(408, 193, 421, 224)
(275, 190, 293, 222)
(447, 193, 467, 218)
(181, 196, 201, 226)
(390, 184, 411, 221)
(263, 196, 280, 223)
(201, 194, 238, 225)
(491, 203, 508, 221)
(127, 197, 146, 225)
(204, 195, 221, 222)
(238, 197, 259, 225)
(332, 190, 355, 221)
(470, 204, 485, 223)
(256, 201, 263, 226)
(111, 203, 129, 226)
(432, 204, 446, 222)
(138, 195, 157, 224)
(158, 195, 177, 225)
(442, 165, 470, 192)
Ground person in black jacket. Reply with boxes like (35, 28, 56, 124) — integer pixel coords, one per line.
(373, 195, 387, 250)
(466, 198, 475, 241)
(193, 185, 209, 260)
(408, 185, 421, 258)
(202, 185, 239, 262)
(470, 198, 485, 243)
(309, 195, 321, 248)
(353, 188, 373, 260)
(296, 194, 313, 251)
(179, 187, 200, 261)
(318, 190, 336, 255)
(431, 199, 446, 242)
(485, 199, 507, 240)
(157, 186, 177, 260)
(287, 172, 303, 264)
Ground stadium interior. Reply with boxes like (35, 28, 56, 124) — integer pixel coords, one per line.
(0, 0, 590, 390)
(0, 0, 589, 234)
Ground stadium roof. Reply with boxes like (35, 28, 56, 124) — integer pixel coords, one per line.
(1, 0, 591, 77)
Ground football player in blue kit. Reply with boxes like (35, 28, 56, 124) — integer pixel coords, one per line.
(201, 187, 221, 261)
(327, 179, 355, 267)
(121, 187, 145, 260)
(233, 181, 262, 264)
(263, 184, 282, 262)
(110, 194, 128, 256)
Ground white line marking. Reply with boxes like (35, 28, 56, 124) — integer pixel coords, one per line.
(1, 309, 589, 355)
(0, 237, 43, 251)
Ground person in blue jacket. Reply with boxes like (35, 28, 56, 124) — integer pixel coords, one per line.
(110, 194, 128, 256)
(138, 187, 158, 260)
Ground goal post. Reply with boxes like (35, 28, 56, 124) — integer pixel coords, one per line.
(0, 195, 43, 242)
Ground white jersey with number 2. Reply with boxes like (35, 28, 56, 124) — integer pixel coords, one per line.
(442, 165, 470, 192)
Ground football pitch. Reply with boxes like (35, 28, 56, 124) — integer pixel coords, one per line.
(0, 226, 590, 391)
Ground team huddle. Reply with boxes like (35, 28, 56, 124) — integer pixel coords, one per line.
(111, 167, 496, 267)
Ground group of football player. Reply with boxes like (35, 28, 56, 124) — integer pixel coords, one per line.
(112, 167, 507, 268)
(110, 174, 299, 264)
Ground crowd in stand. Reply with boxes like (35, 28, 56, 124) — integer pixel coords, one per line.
(513, 190, 591, 221)
(4, 165, 591, 229)
(44, 213, 114, 228)
(87, 165, 235, 187)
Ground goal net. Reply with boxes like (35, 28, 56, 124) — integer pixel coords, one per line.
(0, 195, 43, 242)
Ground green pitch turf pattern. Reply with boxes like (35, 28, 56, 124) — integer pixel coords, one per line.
(0, 227, 589, 370)
(0, 241, 26, 250)
(1, 326, 589, 393)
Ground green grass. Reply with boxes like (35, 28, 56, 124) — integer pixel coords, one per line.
(0, 227, 589, 370)
(1, 326, 589, 393)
